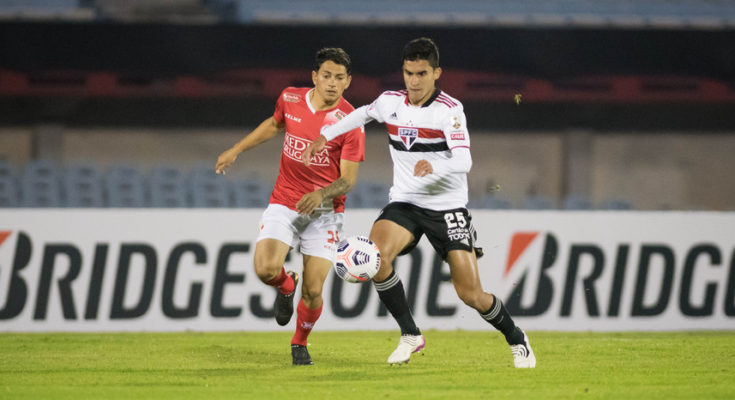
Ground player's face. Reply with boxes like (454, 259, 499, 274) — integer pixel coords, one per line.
(312, 60, 351, 107)
(403, 59, 442, 106)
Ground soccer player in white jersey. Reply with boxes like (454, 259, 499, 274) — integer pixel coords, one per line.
(302, 38, 536, 368)
(215, 48, 365, 366)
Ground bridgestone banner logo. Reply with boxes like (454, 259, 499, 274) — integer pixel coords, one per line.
(1, 210, 733, 332)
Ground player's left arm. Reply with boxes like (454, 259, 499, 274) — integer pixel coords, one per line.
(296, 159, 359, 215)
(414, 109, 472, 177)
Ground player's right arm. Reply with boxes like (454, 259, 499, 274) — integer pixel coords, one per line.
(302, 102, 377, 166)
(215, 116, 285, 175)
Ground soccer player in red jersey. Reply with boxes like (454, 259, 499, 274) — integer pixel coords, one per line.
(215, 48, 365, 365)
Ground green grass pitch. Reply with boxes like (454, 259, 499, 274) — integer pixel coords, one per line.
(1, 330, 733, 399)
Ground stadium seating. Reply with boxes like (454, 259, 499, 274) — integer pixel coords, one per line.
(0, 0, 93, 20)
(479, 194, 512, 210)
(563, 194, 592, 210)
(231, 177, 270, 208)
(0, 177, 19, 207)
(0, 161, 19, 207)
(0, 160, 647, 210)
(149, 165, 188, 208)
(20, 160, 62, 207)
(349, 182, 389, 209)
(64, 163, 104, 207)
(524, 195, 556, 210)
(188, 165, 232, 208)
(599, 199, 633, 210)
(105, 164, 147, 207)
(225, 0, 735, 28)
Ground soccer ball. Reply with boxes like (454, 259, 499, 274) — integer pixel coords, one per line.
(334, 235, 381, 283)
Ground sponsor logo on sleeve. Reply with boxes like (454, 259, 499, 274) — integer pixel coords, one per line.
(450, 132, 466, 141)
(283, 93, 301, 103)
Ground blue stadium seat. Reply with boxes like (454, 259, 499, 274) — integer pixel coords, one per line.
(189, 165, 231, 208)
(349, 182, 389, 209)
(231, 177, 270, 208)
(21, 160, 62, 207)
(480, 194, 511, 209)
(0, 160, 17, 181)
(64, 163, 103, 207)
(105, 164, 146, 207)
(524, 195, 556, 210)
(0, 177, 19, 207)
(563, 194, 592, 210)
(149, 165, 188, 208)
(599, 199, 633, 210)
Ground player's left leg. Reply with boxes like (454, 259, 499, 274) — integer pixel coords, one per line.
(288, 211, 342, 366)
(289, 254, 331, 366)
(446, 249, 536, 368)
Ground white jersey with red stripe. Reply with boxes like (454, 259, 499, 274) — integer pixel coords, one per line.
(322, 88, 471, 210)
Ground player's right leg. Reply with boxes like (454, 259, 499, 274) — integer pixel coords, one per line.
(254, 204, 301, 326)
(254, 239, 298, 326)
(370, 216, 424, 365)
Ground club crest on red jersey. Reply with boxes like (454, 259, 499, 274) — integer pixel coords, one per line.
(398, 127, 418, 149)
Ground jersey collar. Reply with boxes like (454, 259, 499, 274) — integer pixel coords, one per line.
(404, 88, 441, 108)
(306, 87, 341, 114)
(305, 88, 317, 114)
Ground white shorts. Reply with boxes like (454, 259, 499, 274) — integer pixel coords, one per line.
(256, 203, 344, 262)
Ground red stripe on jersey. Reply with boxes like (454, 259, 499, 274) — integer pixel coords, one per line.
(384, 91, 404, 97)
(437, 94, 458, 106)
(450, 145, 470, 150)
(435, 98, 457, 108)
(386, 123, 444, 139)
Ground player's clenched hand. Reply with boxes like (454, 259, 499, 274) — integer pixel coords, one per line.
(296, 190, 324, 215)
(301, 135, 327, 166)
(215, 148, 239, 175)
(414, 159, 434, 177)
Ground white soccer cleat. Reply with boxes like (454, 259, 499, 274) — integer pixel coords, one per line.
(387, 334, 425, 365)
(510, 330, 536, 368)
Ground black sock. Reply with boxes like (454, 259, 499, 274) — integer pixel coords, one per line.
(374, 270, 421, 336)
(480, 294, 525, 345)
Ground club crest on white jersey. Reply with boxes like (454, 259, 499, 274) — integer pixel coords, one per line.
(398, 127, 419, 149)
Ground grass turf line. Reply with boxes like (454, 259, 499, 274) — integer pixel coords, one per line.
(0, 331, 733, 399)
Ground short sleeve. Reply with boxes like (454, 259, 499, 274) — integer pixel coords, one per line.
(443, 108, 470, 150)
(272, 90, 287, 124)
(339, 126, 366, 163)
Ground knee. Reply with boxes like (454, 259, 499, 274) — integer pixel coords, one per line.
(300, 282, 323, 304)
(370, 240, 397, 281)
(253, 257, 281, 283)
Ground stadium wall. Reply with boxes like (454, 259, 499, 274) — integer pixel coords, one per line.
(1, 209, 733, 332)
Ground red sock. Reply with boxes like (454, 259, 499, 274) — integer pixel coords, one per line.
(266, 268, 294, 295)
(291, 299, 323, 346)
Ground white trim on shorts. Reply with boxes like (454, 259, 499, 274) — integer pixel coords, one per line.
(256, 203, 343, 262)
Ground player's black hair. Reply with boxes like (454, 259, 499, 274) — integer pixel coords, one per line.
(402, 37, 439, 68)
(314, 47, 352, 75)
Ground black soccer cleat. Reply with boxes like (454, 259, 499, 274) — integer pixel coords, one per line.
(291, 344, 314, 366)
(274, 271, 299, 326)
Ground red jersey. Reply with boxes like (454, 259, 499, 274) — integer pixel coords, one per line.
(270, 87, 365, 212)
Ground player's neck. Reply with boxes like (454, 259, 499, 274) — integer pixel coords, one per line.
(408, 86, 436, 107)
(309, 89, 338, 111)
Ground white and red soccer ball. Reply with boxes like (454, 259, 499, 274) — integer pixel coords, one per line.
(334, 236, 381, 283)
